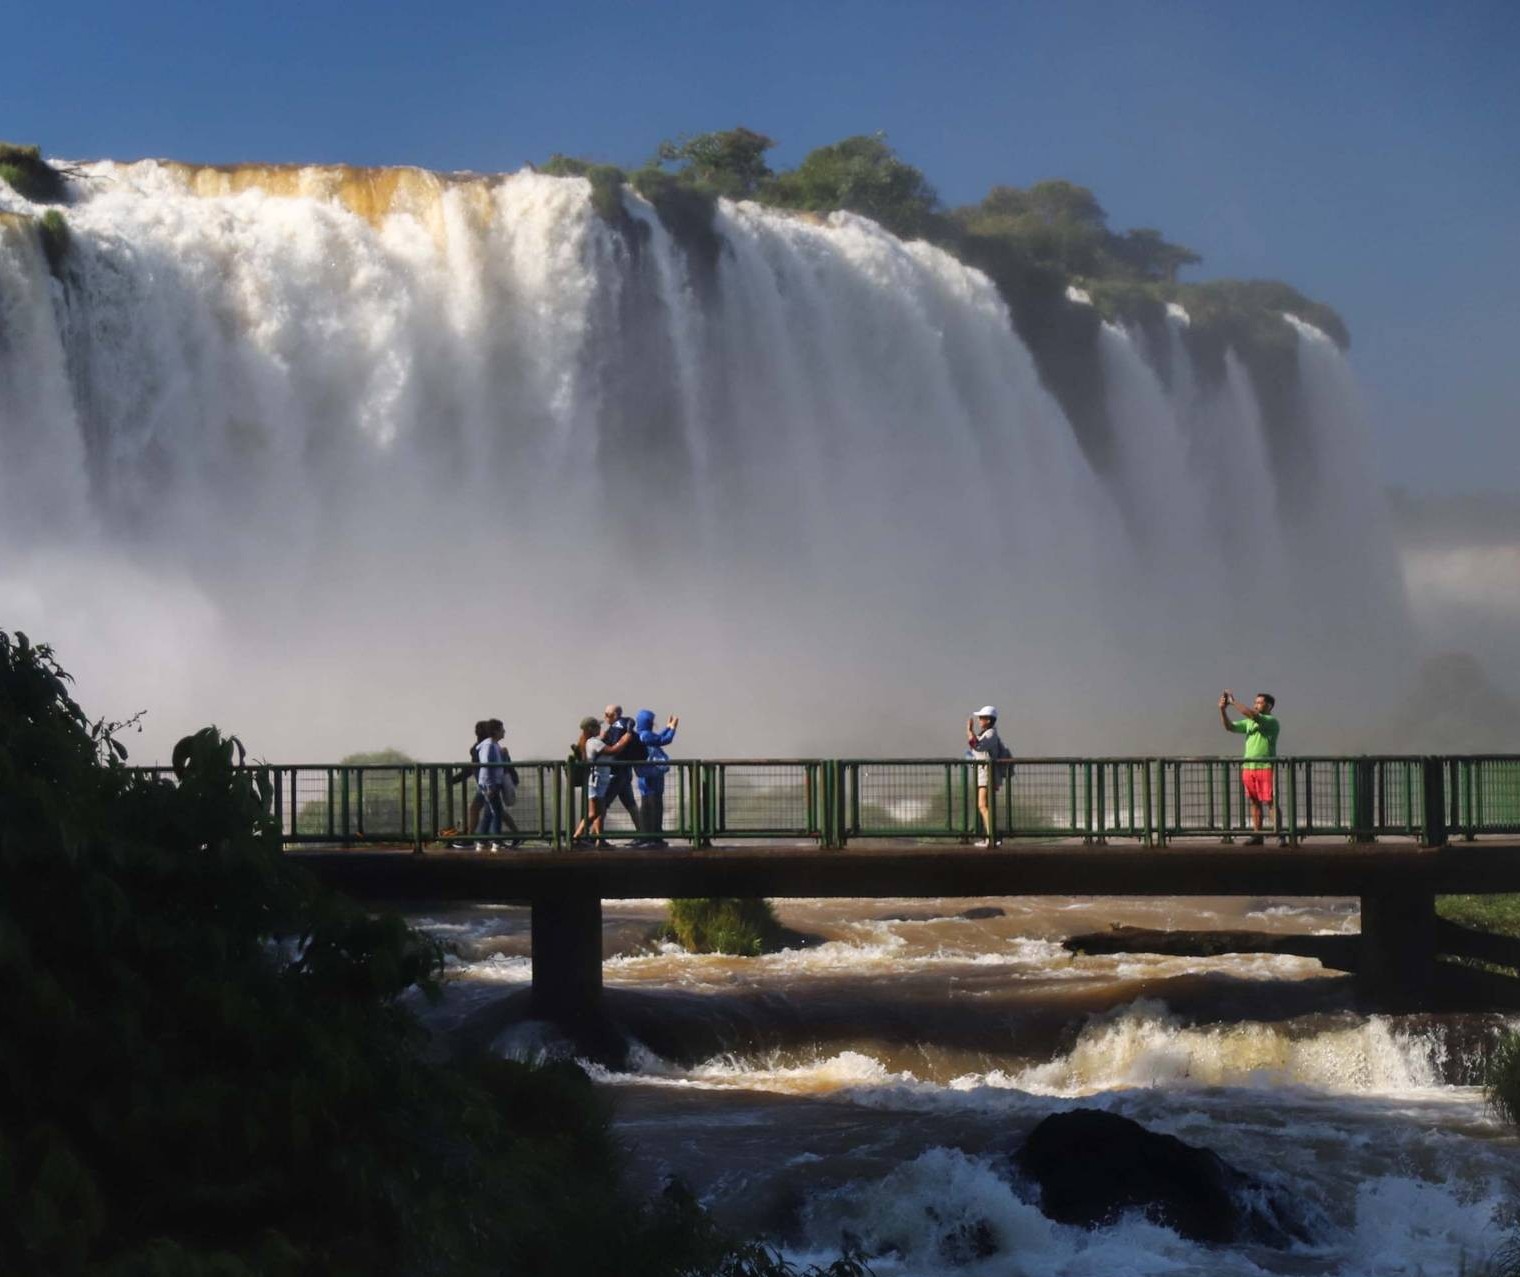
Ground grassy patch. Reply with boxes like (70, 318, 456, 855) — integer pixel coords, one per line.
(0, 141, 69, 203)
(1438, 895, 1520, 939)
(37, 208, 70, 277)
(662, 897, 784, 955)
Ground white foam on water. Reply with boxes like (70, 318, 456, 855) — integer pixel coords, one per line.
(1001, 1001, 1451, 1097)
(780, 1144, 1514, 1277)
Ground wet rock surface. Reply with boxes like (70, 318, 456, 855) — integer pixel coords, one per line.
(1014, 1108, 1313, 1247)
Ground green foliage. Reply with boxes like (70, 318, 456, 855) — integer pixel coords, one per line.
(1, 630, 855, 1275)
(37, 209, 70, 279)
(1438, 895, 1520, 941)
(950, 181, 1198, 284)
(339, 747, 414, 767)
(662, 898, 783, 956)
(540, 154, 629, 224)
(1487, 1032, 1520, 1127)
(767, 134, 941, 241)
(654, 128, 777, 201)
(0, 142, 69, 204)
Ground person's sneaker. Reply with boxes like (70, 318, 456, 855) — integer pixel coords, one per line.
(570, 838, 592, 849)
(646, 838, 668, 849)
(1244, 834, 1265, 845)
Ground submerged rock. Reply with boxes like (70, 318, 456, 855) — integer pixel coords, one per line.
(1013, 1109, 1312, 1247)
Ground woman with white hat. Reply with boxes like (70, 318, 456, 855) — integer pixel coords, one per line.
(965, 705, 1004, 847)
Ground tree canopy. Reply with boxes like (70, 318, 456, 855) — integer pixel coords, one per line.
(653, 127, 777, 200)
(767, 133, 941, 241)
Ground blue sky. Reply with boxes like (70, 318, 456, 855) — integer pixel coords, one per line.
(8, 0, 1517, 491)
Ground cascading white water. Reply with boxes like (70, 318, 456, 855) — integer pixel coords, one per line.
(0, 161, 1409, 759)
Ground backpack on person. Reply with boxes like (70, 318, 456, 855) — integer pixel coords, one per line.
(566, 743, 589, 789)
(994, 738, 1014, 790)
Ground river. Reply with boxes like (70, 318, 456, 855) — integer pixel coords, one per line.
(413, 894, 1520, 1275)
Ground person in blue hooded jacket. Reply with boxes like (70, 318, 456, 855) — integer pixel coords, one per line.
(629, 709, 679, 848)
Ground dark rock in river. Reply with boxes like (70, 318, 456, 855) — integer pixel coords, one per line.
(1014, 1109, 1312, 1247)
(958, 906, 1006, 920)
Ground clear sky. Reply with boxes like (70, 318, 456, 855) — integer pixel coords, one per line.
(8, 0, 1517, 491)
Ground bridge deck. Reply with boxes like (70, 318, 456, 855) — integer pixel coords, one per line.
(293, 838, 1520, 902)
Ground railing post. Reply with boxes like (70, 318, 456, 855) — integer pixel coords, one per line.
(552, 763, 564, 851)
(1286, 761, 1299, 846)
(1222, 761, 1234, 843)
(699, 763, 713, 848)
(1068, 763, 1078, 839)
(1351, 757, 1376, 843)
(824, 760, 835, 847)
(847, 763, 860, 839)
(1146, 759, 1158, 847)
(412, 765, 424, 854)
(1095, 763, 1107, 845)
(1083, 762, 1093, 845)
(1421, 756, 1447, 847)
(1271, 761, 1284, 844)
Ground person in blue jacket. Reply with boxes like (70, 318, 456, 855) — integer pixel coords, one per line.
(629, 708, 679, 848)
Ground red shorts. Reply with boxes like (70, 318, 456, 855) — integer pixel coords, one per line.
(1242, 769, 1274, 804)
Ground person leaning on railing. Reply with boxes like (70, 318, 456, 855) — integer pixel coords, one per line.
(1219, 690, 1280, 845)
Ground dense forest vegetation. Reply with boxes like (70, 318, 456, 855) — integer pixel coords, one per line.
(0, 630, 866, 1276)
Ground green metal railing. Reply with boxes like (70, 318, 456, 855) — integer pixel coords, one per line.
(130, 754, 1520, 850)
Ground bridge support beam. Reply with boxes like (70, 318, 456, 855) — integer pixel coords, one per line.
(530, 894, 603, 1033)
(1358, 891, 1436, 1007)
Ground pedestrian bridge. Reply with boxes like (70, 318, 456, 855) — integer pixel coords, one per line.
(143, 754, 1520, 1032)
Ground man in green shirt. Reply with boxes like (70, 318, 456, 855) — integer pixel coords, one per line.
(1219, 690, 1280, 845)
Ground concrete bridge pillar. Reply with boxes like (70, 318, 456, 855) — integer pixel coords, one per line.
(1358, 891, 1436, 1008)
(530, 894, 603, 1032)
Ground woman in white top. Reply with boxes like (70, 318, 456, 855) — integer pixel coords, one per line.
(966, 705, 1004, 848)
(572, 716, 611, 846)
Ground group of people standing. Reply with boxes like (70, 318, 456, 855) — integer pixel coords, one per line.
(461, 705, 680, 847)
(571, 705, 679, 848)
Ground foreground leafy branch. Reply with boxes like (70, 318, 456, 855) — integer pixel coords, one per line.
(0, 630, 866, 1276)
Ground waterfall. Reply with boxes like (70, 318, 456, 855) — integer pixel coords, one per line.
(0, 161, 1408, 759)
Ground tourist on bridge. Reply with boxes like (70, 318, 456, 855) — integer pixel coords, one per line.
(600, 704, 646, 838)
(451, 720, 490, 837)
(1219, 690, 1280, 845)
(474, 718, 520, 845)
(629, 709, 679, 848)
(572, 713, 636, 847)
(966, 705, 1008, 848)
